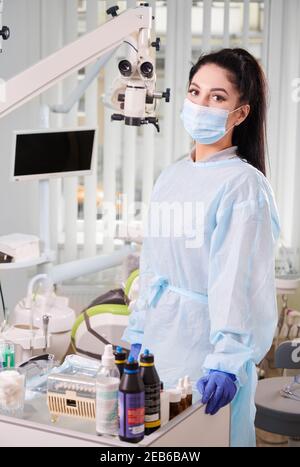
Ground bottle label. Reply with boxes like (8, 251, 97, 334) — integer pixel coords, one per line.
(96, 387, 119, 435)
(145, 413, 159, 422)
(119, 392, 145, 439)
(144, 382, 161, 428)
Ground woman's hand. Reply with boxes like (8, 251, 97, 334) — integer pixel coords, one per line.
(197, 370, 237, 415)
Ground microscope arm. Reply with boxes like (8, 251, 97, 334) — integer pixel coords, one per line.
(50, 36, 138, 114)
(50, 50, 115, 114)
(0, 5, 152, 119)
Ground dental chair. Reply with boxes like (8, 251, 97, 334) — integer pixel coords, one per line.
(255, 340, 300, 446)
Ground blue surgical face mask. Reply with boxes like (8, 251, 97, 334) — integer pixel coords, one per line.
(180, 98, 242, 145)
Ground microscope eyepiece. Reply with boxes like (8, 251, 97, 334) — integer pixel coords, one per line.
(140, 61, 153, 79)
(118, 60, 132, 77)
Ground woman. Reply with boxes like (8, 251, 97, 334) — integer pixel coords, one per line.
(122, 48, 281, 447)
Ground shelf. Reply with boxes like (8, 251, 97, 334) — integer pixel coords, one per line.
(0, 395, 230, 447)
(0, 253, 54, 270)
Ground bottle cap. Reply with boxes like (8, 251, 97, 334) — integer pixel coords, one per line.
(125, 355, 139, 372)
(140, 348, 154, 364)
(183, 375, 193, 394)
(166, 388, 182, 403)
(176, 378, 187, 398)
(101, 344, 115, 367)
(114, 346, 126, 361)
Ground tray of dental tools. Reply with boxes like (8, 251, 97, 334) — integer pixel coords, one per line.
(46, 355, 100, 420)
(23, 354, 100, 398)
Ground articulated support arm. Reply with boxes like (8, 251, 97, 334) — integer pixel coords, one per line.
(0, 4, 170, 130)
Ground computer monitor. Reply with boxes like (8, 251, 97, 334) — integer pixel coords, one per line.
(11, 127, 97, 181)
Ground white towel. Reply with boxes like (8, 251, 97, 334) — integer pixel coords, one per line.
(0, 233, 40, 262)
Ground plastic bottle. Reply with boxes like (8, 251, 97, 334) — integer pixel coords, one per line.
(176, 377, 188, 411)
(2, 343, 15, 368)
(167, 388, 183, 420)
(96, 375, 120, 436)
(184, 375, 193, 407)
(97, 344, 120, 378)
(160, 382, 170, 427)
(139, 349, 161, 435)
(119, 356, 145, 443)
(96, 344, 120, 436)
(114, 346, 126, 377)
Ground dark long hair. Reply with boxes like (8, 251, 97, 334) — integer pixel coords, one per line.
(188, 48, 268, 176)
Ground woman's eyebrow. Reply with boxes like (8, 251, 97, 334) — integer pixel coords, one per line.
(190, 82, 229, 96)
(210, 87, 229, 95)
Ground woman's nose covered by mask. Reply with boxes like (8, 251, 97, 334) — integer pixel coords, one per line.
(180, 98, 241, 145)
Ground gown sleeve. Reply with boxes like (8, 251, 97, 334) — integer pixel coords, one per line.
(202, 177, 281, 386)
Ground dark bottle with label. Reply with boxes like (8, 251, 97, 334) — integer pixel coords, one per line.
(118, 356, 145, 443)
(114, 346, 126, 377)
(139, 349, 161, 435)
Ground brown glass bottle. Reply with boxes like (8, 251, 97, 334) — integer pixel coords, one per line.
(139, 349, 161, 435)
(168, 389, 183, 420)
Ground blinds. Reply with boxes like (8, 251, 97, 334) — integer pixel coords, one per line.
(83, 0, 98, 259)
(50, 0, 270, 260)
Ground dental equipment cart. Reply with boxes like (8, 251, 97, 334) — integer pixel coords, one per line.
(0, 395, 230, 447)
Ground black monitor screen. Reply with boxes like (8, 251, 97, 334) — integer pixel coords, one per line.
(13, 130, 95, 179)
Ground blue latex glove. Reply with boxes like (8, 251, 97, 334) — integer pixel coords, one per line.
(129, 343, 142, 361)
(197, 370, 237, 415)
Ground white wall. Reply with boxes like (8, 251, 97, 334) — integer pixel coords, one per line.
(0, 0, 53, 313)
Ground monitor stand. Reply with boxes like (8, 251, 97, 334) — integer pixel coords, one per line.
(37, 105, 56, 274)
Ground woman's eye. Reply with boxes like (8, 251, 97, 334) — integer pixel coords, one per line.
(188, 89, 198, 96)
(212, 95, 225, 102)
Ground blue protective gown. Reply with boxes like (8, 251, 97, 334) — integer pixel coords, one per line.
(122, 145, 281, 447)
